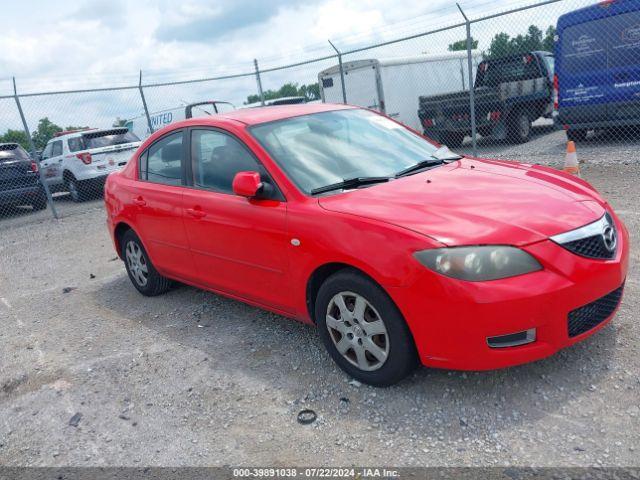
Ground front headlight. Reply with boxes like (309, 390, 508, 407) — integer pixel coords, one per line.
(414, 246, 542, 281)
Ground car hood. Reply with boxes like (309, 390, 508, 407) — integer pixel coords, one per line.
(318, 158, 607, 246)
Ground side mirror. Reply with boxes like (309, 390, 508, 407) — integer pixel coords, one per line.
(232, 171, 263, 198)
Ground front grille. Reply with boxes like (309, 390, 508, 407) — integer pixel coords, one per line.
(568, 285, 624, 337)
(562, 234, 616, 260)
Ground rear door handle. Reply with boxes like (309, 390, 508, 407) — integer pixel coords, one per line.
(186, 207, 206, 219)
(133, 196, 146, 206)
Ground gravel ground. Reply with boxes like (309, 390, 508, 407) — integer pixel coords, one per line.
(0, 134, 639, 467)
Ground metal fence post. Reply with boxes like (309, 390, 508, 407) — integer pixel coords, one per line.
(12, 77, 58, 219)
(328, 40, 347, 104)
(254, 59, 265, 106)
(138, 70, 154, 136)
(457, 3, 477, 157)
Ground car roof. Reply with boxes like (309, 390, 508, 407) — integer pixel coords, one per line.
(214, 103, 356, 126)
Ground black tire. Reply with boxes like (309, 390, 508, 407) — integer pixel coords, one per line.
(567, 129, 588, 142)
(507, 110, 531, 144)
(315, 269, 418, 387)
(65, 174, 87, 203)
(31, 192, 47, 211)
(439, 131, 465, 148)
(121, 229, 172, 296)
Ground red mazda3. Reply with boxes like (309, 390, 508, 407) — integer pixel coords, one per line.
(105, 103, 629, 386)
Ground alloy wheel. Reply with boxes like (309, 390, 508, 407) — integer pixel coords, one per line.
(125, 240, 149, 287)
(325, 291, 389, 371)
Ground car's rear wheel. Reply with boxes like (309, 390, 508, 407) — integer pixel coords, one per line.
(507, 110, 531, 143)
(65, 174, 87, 203)
(315, 269, 417, 387)
(121, 230, 172, 296)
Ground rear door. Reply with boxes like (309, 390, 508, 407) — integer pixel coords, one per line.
(558, 19, 609, 124)
(605, 8, 640, 120)
(134, 130, 194, 280)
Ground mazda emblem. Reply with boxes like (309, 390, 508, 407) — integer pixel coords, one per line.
(602, 225, 616, 252)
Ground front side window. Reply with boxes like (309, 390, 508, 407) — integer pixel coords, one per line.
(140, 131, 183, 186)
(191, 129, 263, 194)
(250, 109, 441, 194)
(51, 141, 63, 157)
(41, 143, 52, 159)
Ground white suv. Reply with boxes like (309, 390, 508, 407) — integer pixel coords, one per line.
(40, 127, 141, 202)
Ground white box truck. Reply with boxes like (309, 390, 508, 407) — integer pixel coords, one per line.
(124, 101, 235, 140)
(318, 51, 482, 131)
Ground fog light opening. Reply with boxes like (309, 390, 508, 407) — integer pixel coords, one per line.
(487, 328, 536, 348)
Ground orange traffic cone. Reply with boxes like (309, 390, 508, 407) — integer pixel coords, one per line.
(563, 141, 580, 176)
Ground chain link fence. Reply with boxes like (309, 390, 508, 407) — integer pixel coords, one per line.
(1, 0, 638, 224)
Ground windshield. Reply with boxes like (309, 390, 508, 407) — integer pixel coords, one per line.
(81, 129, 140, 150)
(250, 109, 442, 194)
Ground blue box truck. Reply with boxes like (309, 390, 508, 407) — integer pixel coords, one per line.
(554, 0, 640, 141)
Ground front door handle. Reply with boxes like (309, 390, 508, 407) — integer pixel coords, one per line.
(186, 207, 206, 219)
(133, 196, 146, 206)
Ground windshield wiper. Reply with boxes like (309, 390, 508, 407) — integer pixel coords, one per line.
(395, 146, 462, 178)
(394, 159, 445, 178)
(311, 176, 391, 195)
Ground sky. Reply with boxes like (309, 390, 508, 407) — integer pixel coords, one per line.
(0, 0, 593, 132)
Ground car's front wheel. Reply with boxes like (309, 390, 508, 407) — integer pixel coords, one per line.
(121, 230, 172, 296)
(315, 269, 418, 387)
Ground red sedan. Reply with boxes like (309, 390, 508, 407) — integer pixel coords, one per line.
(104, 104, 629, 386)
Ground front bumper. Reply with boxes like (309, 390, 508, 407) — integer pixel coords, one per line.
(388, 215, 630, 371)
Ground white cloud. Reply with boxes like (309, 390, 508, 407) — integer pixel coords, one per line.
(0, 0, 596, 131)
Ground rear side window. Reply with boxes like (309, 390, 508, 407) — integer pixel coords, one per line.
(140, 132, 183, 186)
(82, 129, 140, 149)
(68, 137, 84, 152)
(0, 144, 30, 161)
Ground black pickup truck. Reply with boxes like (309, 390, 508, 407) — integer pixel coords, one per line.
(418, 51, 555, 147)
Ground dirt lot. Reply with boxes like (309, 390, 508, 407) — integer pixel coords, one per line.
(0, 132, 639, 467)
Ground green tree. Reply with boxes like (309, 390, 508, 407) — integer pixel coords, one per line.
(487, 32, 513, 58)
(448, 38, 478, 51)
(542, 25, 556, 52)
(0, 129, 30, 150)
(31, 117, 62, 150)
(487, 25, 555, 59)
(245, 81, 320, 104)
